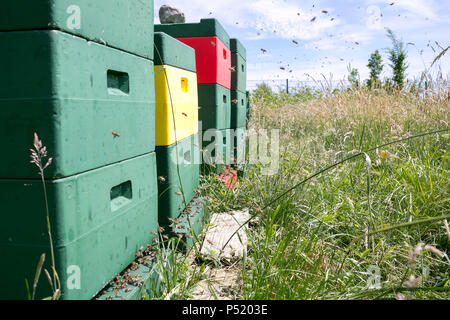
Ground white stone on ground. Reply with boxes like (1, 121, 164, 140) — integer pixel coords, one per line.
(200, 209, 250, 260)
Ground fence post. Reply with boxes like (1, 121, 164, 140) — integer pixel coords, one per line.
(286, 79, 289, 94)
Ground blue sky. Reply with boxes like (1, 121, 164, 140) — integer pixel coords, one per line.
(154, 0, 450, 86)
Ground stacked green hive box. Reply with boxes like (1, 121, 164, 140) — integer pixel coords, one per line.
(246, 91, 251, 124)
(198, 84, 231, 131)
(231, 39, 247, 94)
(155, 18, 230, 47)
(0, 0, 154, 60)
(154, 33, 201, 233)
(233, 128, 247, 168)
(202, 129, 233, 174)
(230, 39, 248, 168)
(0, 30, 156, 179)
(154, 32, 196, 71)
(0, 153, 159, 300)
(230, 38, 247, 129)
(156, 134, 201, 231)
(0, 2, 158, 300)
(231, 91, 247, 129)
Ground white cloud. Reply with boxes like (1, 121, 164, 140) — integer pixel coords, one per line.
(155, 0, 339, 40)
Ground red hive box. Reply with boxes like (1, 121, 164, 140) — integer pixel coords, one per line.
(155, 19, 232, 90)
(177, 37, 231, 89)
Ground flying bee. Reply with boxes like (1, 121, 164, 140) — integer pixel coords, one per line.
(182, 112, 188, 117)
(112, 131, 120, 137)
(232, 99, 238, 104)
(158, 176, 166, 182)
(229, 66, 236, 72)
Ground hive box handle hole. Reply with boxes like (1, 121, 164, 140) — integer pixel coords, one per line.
(184, 149, 191, 163)
(107, 70, 130, 96)
(223, 49, 227, 60)
(110, 180, 132, 212)
(223, 95, 227, 103)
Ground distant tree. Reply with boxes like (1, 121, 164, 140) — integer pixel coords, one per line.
(386, 29, 408, 89)
(255, 82, 273, 95)
(366, 50, 383, 88)
(348, 67, 360, 88)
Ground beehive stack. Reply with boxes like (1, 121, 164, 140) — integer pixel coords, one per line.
(0, 1, 159, 300)
(153, 32, 204, 238)
(230, 38, 248, 167)
(155, 19, 233, 174)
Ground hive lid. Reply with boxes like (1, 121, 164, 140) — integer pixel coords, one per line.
(154, 32, 196, 72)
(230, 38, 246, 60)
(155, 18, 230, 48)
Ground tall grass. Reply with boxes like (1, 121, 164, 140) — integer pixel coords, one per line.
(29, 133, 61, 300)
(202, 80, 449, 299)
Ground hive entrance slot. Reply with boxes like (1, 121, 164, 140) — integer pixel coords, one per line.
(181, 77, 189, 93)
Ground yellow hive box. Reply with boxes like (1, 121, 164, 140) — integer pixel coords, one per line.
(155, 65, 199, 146)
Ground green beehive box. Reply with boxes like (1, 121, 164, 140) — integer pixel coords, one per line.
(154, 32, 196, 72)
(198, 84, 231, 131)
(172, 197, 210, 250)
(0, 0, 154, 59)
(155, 18, 230, 48)
(233, 127, 247, 167)
(156, 134, 200, 229)
(246, 91, 251, 124)
(202, 129, 232, 174)
(0, 152, 159, 300)
(98, 197, 210, 301)
(230, 38, 247, 93)
(0, 30, 155, 179)
(231, 91, 247, 129)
